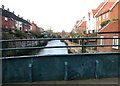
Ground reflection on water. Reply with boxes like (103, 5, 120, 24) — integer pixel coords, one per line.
(38, 40, 68, 55)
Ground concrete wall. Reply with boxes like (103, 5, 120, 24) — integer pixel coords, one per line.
(2, 53, 119, 83)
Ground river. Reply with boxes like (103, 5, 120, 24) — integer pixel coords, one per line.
(38, 40, 68, 55)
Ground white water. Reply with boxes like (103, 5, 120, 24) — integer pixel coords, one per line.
(38, 40, 68, 55)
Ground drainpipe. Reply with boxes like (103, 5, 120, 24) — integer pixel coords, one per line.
(64, 61, 68, 80)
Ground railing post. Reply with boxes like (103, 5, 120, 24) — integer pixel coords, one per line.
(81, 39, 84, 53)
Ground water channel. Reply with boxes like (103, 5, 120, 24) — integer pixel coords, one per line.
(38, 40, 68, 55)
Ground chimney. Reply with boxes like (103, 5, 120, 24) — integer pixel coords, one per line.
(83, 16, 85, 19)
(2, 5, 4, 9)
(18, 14, 19, 17)
(7, 8, 10, 11)
(28, 20, 30, 23)
(32, 21, 34, 23)
(13, 11, 15, 14)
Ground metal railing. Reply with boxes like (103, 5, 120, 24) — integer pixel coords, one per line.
(0, 37, 120, 57)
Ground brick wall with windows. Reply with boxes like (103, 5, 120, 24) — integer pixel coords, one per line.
(97, 33, 120, 52)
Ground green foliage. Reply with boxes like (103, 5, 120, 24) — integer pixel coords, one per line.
(15, 29, 25, 39)
(89, 33, 97, 37)
(101, 20, 111, 28)
(112, 18, 120, 21)
(30, 31, 43, 38)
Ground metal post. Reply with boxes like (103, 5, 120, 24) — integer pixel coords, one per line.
(64, 61, 68, 80)
(81, 39, 84, 53)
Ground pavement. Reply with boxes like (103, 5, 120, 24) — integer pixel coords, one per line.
(2, 78, 119, 86)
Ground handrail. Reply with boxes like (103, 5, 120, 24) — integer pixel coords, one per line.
(1, 37, 120, 56)
(0, 37, 120, 42)
(1, 45, 120, 51)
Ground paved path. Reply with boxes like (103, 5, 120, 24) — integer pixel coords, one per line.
(3, 78, 119, 85)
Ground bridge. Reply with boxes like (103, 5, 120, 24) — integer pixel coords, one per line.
(0, 37, 120, 84)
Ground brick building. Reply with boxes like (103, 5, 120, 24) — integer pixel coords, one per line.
(97, 0, 120, 52)
(75, 17, 87, 36)
(0, 5, 31, 32)
(95, 0, 119, 31)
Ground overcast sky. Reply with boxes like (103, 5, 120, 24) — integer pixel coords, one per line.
(1, 0, 103, 32)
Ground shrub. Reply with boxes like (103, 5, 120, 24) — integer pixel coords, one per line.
(112, 18, 120, 21)
(101, 20, 110, 28)
(15, 29, 25, 39)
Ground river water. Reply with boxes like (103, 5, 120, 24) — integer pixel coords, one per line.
(38, 40, 68, 55)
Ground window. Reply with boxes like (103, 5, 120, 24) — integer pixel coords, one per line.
(5, 17, 8, 21)
(96, 18, 97, 21)
(99, 16, 101, 21)
(112, 36, 118, 49)
(100, 36, 104, 45)
(102, 14, 105, 20)
(106, 13, 109, 18)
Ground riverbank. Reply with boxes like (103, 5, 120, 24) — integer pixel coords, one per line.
(65, 40, 81, 53)
(2, 31, 48, 56)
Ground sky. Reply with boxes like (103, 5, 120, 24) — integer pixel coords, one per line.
(1, 0, 104, 32)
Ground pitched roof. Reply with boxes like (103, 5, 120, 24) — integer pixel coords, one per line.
(96, 1, 106, 11)
(94, 1, 107, 17)
(99, 21, 120, 33)
(97, 1, 115, 16)
(92, 9, 98, 16)
(0, 8, 31, 25)
(78, 21, 86, 27)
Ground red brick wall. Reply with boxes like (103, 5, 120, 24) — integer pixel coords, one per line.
(32, 23, 38, 32)
(23, 24, 30, 32)
(2, 16, 16, 30)
(8, 19, 16, 30)
(97, 33, 120, 52)
(2, 16, 8, 29)
(110, 1, 120, 19)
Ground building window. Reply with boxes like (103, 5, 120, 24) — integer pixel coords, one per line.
(103, 14, 105, 20)
(5, 17, 8, 21)
(100, 36, 104, 45)
(112, 36, 118, 49)
(106, 13, 109, 18)
(99, 16, 101, 21)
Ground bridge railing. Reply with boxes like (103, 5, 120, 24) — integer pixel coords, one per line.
(0, 37, 120, 57)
